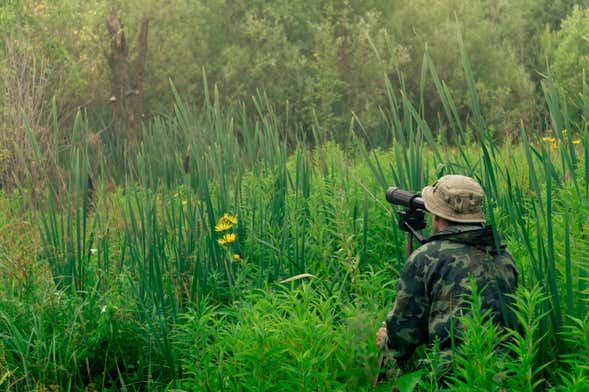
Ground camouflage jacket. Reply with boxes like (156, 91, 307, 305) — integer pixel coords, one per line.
(380, 224, 518, 362)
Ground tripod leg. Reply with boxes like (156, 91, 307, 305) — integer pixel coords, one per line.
(405, 232, 414, 257)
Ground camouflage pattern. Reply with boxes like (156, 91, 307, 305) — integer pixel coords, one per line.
(422, 175, 486, 223)
(380, 224, 518, 365)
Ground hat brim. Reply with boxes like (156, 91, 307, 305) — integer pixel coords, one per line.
(421, 186, 486, 224)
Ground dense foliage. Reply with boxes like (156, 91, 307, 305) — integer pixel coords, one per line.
(2, 1, 589, 391)
(2, 0, 589, 136)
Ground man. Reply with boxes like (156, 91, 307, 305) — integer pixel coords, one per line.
(376, 175, 518, 376)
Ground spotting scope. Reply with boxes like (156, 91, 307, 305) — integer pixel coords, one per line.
(385, 187, 425, 210)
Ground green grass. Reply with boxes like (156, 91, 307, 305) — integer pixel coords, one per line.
(1, 47, 589, 391)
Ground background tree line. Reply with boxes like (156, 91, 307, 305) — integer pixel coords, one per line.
(2, 0, 589, 152)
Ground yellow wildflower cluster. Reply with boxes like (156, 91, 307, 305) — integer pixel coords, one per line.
(216, 213, 238, 246)
(541, 129, 582, 149)
(172, 189, 190, 206)
(215, 214, 242, 261)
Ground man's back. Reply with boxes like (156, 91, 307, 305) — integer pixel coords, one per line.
(421, 224, 518, 348)
(382, 224, 518, 361)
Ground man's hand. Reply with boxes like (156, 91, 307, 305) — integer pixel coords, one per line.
(376, 323, 387, 348)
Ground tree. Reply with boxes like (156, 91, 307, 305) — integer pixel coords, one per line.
(549, 5, 589, 110)
(105, 8, 149, 144)
(388, 0, 536, 136)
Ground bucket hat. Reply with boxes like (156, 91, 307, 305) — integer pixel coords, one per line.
(421, 175, 485, 223)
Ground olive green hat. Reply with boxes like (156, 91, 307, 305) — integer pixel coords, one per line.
(421, 175, 485, 223)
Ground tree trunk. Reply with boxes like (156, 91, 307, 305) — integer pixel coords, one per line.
(105, 8, 149, 146)
(129, 17, 149, 131)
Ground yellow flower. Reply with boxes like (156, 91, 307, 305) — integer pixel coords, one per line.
(222, 213, 238, 225)
(215, 213, 237, 231)
(174, 192, 179, 198)
(215, 221, 233, 232)
(233, 254, 241, 261)
(218, 233, 236, 246)
(182, 200, 188, 206)
(573, 139, 582, 145)
(542, 136, 556, 143)
(562, 128, 567, 136)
